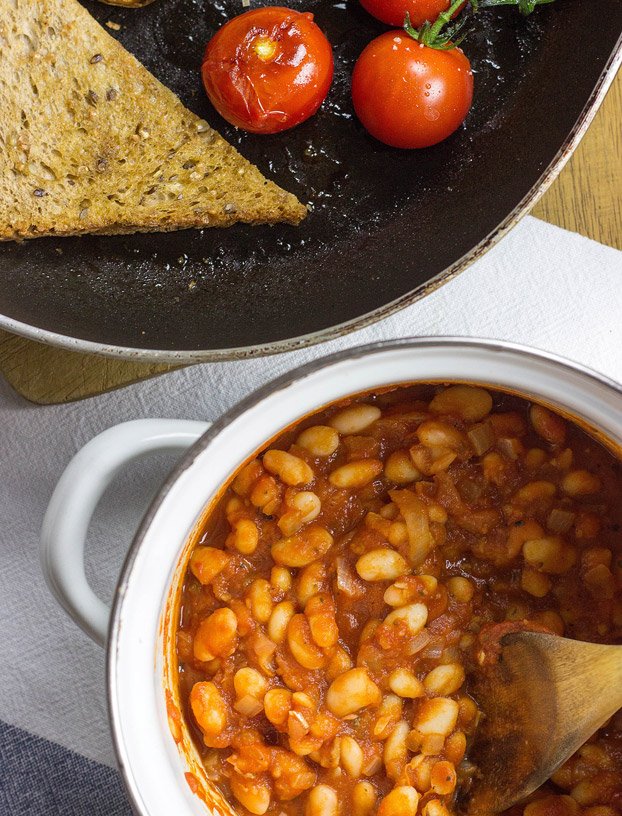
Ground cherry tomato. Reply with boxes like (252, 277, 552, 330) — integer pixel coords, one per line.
(351, 32, 473, 149)
(202, 7, 334, 134)
(359, 0, 465, 27)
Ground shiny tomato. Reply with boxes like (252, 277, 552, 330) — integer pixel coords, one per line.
(359, 0, 464, 27)
(201, 7, 334, 134)
(351, 32, 473, 149)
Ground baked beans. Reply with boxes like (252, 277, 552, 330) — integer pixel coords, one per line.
(176, 384, 622, 816)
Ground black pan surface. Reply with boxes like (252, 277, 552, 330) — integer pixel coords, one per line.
(1, 0, 621, 357)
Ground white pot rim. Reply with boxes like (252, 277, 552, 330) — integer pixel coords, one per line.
(106, 335, 622, 816)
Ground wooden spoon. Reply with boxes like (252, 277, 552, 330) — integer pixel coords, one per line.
(464, 631, 622, 814)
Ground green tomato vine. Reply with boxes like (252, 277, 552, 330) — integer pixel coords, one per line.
(403, 0, 555, 51)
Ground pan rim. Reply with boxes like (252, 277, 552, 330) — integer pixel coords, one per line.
(2, 33, 621, 363)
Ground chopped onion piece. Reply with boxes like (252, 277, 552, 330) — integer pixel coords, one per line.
(467, 422, 493, 456)
(421, 643, 444, 660)
(406, 629, 432, 655)
(362, 755, 383, 776)
(251, 632, 277, 673)
(253, 632, 277, 657)
(336, 557, 365, 598)
(390, 490, 434, 567)
(497, 437, 523, 460)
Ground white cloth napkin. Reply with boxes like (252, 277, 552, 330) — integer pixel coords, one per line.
(0, 214, 621, 770)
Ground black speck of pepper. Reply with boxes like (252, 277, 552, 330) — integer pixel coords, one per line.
(33, 188, 46, 197)
(86, 89, 99, 105)
(106, 88, 118, 101)
(90, 53, 103, 64)
(264, 727, 279, 746)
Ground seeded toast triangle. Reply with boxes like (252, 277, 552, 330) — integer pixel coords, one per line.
(0, 0, 307, 241)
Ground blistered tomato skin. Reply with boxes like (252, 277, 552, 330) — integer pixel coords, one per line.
(351, 32, 474, 149)
(201, 7, 334, 134)
(359, 0, 465, 27)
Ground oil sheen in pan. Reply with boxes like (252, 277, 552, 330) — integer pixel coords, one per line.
(0, 0, 620, 353)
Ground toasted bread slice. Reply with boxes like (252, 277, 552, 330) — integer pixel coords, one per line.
(0, 0, 307, 241)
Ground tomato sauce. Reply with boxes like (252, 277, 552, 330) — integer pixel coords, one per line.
(176, 385, 622, 816)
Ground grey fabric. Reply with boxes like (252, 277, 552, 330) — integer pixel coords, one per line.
(0, 720, 132, 815)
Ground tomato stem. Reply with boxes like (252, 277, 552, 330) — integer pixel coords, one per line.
(428, 0, 467, 40)
(403, 0, 555, 50)
(472, 0, 555, 14)
(403, 0, 471, 51)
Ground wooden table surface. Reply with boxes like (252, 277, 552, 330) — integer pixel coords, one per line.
(1, 70, 621, 405)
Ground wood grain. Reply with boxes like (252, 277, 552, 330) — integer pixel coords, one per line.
(0, 331, 177, 403)
(532, 70, 622, 250)
(1, 70, 620, 405)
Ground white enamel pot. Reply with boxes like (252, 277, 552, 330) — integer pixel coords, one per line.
(40, 337, 622, 816)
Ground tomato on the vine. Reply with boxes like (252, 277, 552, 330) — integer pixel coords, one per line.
(359, 0, 464, 28)
(351, 28, 473, 149)
(201, 7, 334, 135)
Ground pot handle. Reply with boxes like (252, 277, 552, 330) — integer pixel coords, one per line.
(40, 418, 210, 647)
